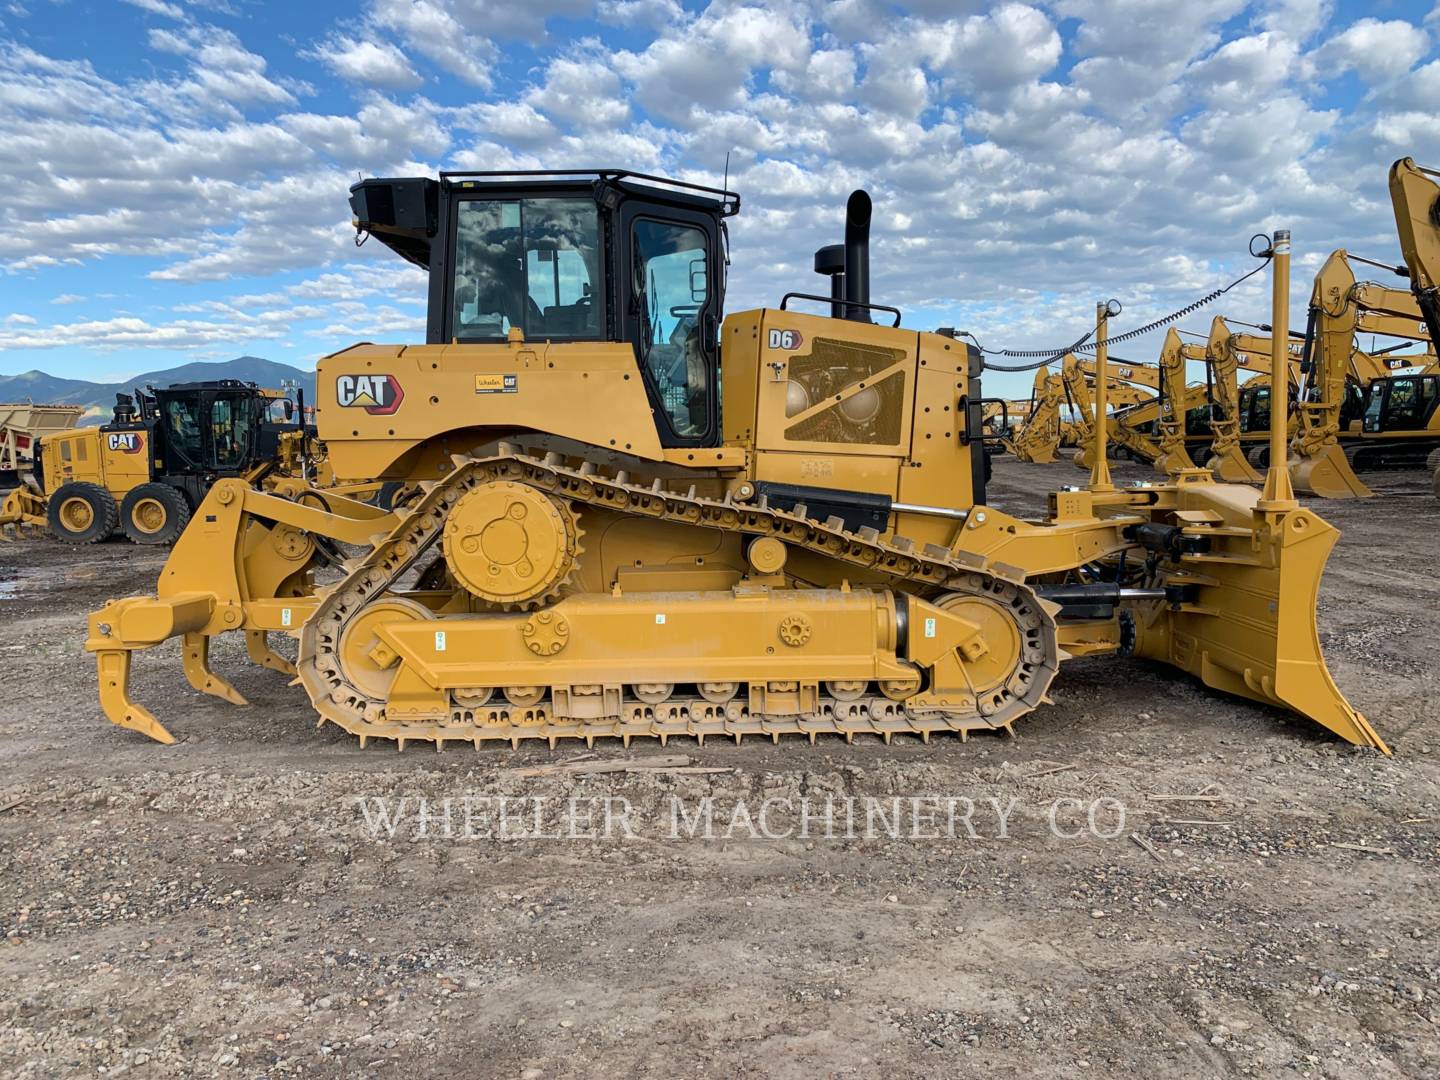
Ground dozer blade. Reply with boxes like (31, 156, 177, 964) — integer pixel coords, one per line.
(1290, 445, 1373, 500)
(1136, 482, 1388, 752)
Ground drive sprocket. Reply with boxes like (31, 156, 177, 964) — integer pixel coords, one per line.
(441, 480, 582, 608)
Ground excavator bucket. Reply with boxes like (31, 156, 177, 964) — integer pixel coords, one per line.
(1135, 477, 1387, 752)
(1291, 445, 1373, 499)
(1152, 439, 1196, 476)
(1207, 445, 1261, 483)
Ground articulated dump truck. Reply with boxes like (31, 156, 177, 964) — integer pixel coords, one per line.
(86, 169, 1387, 754)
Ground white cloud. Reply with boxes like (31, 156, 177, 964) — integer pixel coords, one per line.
(308, 36, 422, 90)
(1, 0, 1433, 388)
(597, 0, 684, 29)
(772, 49, 857, 103)
(371, 0, 498, 88)
(4, 312, 36, 324)
(857, 52, 930, 118)
(1314, 17, 1429, 82)
(448, 0, 592, 41)
(147, 24, 305, 111)
(1257, 0, 1334, 41)
(926, 4, 1062, 93)
(614, 4, 812, 121)
(122, 0, 185, 17)
(1189, 32, 1302, 103)
(525, 49, 629, 128)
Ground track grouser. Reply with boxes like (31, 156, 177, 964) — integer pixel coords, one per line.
(85, 170, 1388, 754)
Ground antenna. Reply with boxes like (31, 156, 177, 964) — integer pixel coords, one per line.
(722, 150, 730, 193)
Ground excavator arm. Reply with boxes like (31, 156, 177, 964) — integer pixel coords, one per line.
(1153, 328, 1201, 475)
(1001, 367, 1065, 463)
(1074, 356, 1163, 392)
(1291, 251, 1374, 498)
(1202, 318, 1261, 482)
(1389, 157, 1440, 346)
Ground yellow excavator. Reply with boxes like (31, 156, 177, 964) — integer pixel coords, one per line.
(1151, 328, 1209, 476)
(1388, 157, 1440, 498)
(1199, 318, 1314, 479)
(1001, 366, 1065, 463)
(1066, 357, 1159, 469)
(1291, 249, 1434, 498)
(1227, 328, 1302, 470)
(1202, 317, 1266, 483)
(83, 170, 1385, 754)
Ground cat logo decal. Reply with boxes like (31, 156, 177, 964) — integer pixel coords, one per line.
(336, 374, 404, 415)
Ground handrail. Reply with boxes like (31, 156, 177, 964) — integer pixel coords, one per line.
(778, 292, 902, 327)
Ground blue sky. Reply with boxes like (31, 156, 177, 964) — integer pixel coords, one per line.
(1, 0, 1437, 395)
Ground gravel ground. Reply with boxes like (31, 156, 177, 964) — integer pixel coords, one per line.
(1, 456, 1437, 1079)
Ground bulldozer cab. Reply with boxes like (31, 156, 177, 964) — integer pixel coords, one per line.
(351, 170, 737, 448)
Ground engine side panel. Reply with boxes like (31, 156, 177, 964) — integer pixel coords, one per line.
(315, 340, 665, 480)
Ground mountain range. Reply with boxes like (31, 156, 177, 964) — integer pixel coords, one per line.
(0, 357, 316, 423)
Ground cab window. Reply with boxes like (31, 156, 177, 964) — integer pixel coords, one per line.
(633, 219, 710, 438)
(452, 199, 601, 340)
(1250, 387, 1271, 431)
(211, 395, 254, 470)
(165, 397, 204, 466)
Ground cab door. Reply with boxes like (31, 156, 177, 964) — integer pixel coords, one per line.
(617, 201, 722, 447)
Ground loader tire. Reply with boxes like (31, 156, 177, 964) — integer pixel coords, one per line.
(48, 482, 118, 544)
(120, 483, 190, 545)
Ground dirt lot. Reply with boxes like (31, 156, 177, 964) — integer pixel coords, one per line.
(1, 457, 1437, 1079)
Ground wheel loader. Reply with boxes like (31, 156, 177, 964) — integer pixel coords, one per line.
(1, 380, 308, 544)
(83, 169, 1387, 754)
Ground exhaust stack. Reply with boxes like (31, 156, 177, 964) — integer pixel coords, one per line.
(843, 190, 872, 322)
(813, 244, 846, 320)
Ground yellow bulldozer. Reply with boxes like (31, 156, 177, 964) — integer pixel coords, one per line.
(83, 169, 1386, 754)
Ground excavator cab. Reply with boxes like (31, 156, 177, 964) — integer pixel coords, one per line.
(1362, 373, 1440, 433)
(351, 171, 736, 448)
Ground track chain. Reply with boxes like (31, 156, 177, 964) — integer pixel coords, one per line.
(295, 447, 1060, 750)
